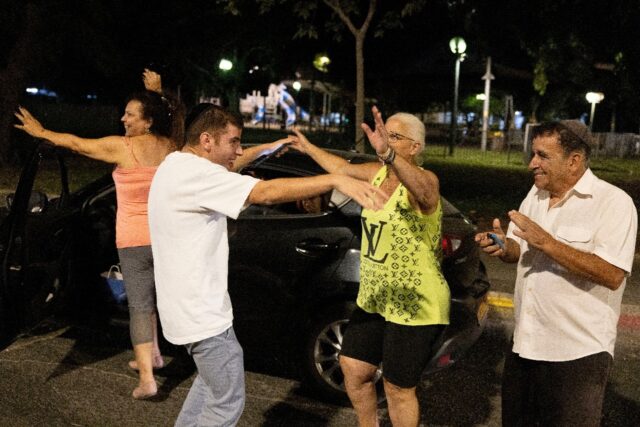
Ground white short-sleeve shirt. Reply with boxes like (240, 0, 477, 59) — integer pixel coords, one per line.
(148, 152, 259, 345)
(506, 168, 637, 361)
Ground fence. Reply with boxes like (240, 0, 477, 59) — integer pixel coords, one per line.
(424, 123, 640, 165)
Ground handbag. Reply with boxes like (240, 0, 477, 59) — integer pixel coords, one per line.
(100, 265, 127, 304)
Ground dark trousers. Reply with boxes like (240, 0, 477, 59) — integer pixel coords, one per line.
(502, 350, 612, 427)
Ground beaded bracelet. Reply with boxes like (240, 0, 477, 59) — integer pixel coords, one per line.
(378, 147, 396, 164)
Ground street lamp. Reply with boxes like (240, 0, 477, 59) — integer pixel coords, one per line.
(313, 53, 331, 73)
(292, 81, 302, 92)
(449, 37, 467, 156)
(585, 91, 604, 131)
(219, 58, 233, 71)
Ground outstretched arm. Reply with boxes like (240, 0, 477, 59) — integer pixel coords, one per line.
(362, 106, 440, 214)
(290, 128, 377, 182)
(231, 137, 293, 172)
(14, 106, 124, 164)
(248, 173, 388, 211)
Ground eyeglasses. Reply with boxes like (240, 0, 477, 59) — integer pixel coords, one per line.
(388, 130, 414, 143)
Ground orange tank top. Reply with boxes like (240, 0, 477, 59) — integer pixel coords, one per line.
(112, 137, 158, 248)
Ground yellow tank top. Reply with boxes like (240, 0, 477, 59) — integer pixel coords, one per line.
(358, 166, 450, 325)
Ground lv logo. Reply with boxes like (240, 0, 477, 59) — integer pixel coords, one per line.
(362, 218, 388, 263)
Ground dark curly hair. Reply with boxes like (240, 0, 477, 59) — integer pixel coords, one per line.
(125, 90, 184, 146)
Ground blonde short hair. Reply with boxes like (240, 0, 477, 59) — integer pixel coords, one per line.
(386, 112, 426, 153)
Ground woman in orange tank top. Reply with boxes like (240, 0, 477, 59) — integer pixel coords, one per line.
(14, 70, 181, 399)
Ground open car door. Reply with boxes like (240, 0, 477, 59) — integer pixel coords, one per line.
(0, 143, 73, 348)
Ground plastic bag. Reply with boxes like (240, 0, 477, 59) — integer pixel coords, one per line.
(100, 265, 127, 304)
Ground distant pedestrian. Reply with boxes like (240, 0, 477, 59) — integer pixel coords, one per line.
(148, 104, 386, 426)
(476, 120, 637, 426)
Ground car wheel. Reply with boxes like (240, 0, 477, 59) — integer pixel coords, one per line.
(303, 301, 383, 403)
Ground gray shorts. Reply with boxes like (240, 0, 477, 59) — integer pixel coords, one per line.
(117, 246, 156, 312)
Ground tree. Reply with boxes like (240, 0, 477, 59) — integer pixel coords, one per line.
(222, 0, 426, 152)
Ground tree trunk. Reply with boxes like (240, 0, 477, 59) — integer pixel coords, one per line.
(354, 35, 365, 153)
(0, 3, 40, 166)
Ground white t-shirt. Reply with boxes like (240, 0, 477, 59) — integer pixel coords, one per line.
(507, 168, 637, 361)
(148, 152, 259, 345)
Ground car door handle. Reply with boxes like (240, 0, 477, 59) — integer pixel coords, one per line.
(295, 239, 339, 256)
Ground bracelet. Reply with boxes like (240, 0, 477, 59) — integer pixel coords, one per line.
(378, 147, 396, 165)
(376, 146, 391, 159)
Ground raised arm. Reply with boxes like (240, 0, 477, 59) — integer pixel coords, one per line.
(231, 137, 293, 172)
(362, 106, 440, 213)
(14, 106, 125, 164)
(290, 128, 377, 182)
(143, 68, 163, 94)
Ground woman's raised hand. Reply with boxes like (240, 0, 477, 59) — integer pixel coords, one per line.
(14, 107, 46, 139)
(143, 68, 163, 94)
(361, 105, 389, 155)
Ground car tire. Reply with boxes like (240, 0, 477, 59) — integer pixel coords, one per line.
(303, 301, 383, 403)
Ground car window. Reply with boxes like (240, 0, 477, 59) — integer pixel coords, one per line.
(29, 150, 66, 211)
(240, 166, 332, 216)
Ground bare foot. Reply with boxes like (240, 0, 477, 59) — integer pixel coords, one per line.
(132, 380, 158, 400)
(128, 355, 165, 371)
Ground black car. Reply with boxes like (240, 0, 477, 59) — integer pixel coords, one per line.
(0, 143, 490, 402)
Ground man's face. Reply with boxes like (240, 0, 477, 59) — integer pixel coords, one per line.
(528, 134, 572, 196)
(207, 124, 243, 170)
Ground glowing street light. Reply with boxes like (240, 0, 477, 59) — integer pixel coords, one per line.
(219, 58, 233, 71)
(292, 81, 302, 91)
(313, 53, 331, 73)
(585, 91, 604, 131)
(449, 36, 467, 156)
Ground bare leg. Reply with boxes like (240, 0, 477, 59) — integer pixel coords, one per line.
(340, 355, 380, 427)
(384, 380, 419, 427)
(132, 341, 157, 399)
(129, 312, 164, 370)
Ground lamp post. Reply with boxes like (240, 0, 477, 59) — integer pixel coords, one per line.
(449, 37, 467, 156)
(218, 58, 238, 112)
(585, 91, 604, 131)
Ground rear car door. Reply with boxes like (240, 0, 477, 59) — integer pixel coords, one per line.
(227, 164, 357, 355)
(0, 144, 74, 347)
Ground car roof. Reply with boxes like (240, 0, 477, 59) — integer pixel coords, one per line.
(245, 145, 463, 217)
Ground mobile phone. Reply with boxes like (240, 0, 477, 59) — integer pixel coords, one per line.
(487, 232, 505, 250)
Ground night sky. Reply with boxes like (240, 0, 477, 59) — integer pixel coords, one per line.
(4, 0, 639, 131)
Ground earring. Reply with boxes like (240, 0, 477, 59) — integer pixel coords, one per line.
(145, 127, 151, 134)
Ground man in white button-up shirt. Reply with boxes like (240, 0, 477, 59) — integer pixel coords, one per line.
(476, 120, 637, 426)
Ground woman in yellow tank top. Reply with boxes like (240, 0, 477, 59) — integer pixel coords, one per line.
(290, 106, 450, 427)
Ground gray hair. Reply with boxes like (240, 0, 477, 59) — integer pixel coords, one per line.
(387, 112, 426, 153)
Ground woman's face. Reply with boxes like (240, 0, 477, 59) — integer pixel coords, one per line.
(121, 100, 151, 137)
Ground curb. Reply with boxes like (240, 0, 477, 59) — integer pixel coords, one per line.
(487, 291, 514, 309)
(487, 291, 640, 329)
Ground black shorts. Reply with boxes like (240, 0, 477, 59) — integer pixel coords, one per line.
(340, 307, 445, 388)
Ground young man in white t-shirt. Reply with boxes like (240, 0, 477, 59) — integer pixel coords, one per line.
(148, 104, 386, 426)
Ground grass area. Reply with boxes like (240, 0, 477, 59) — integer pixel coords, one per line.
(2, 130, 639, 223)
